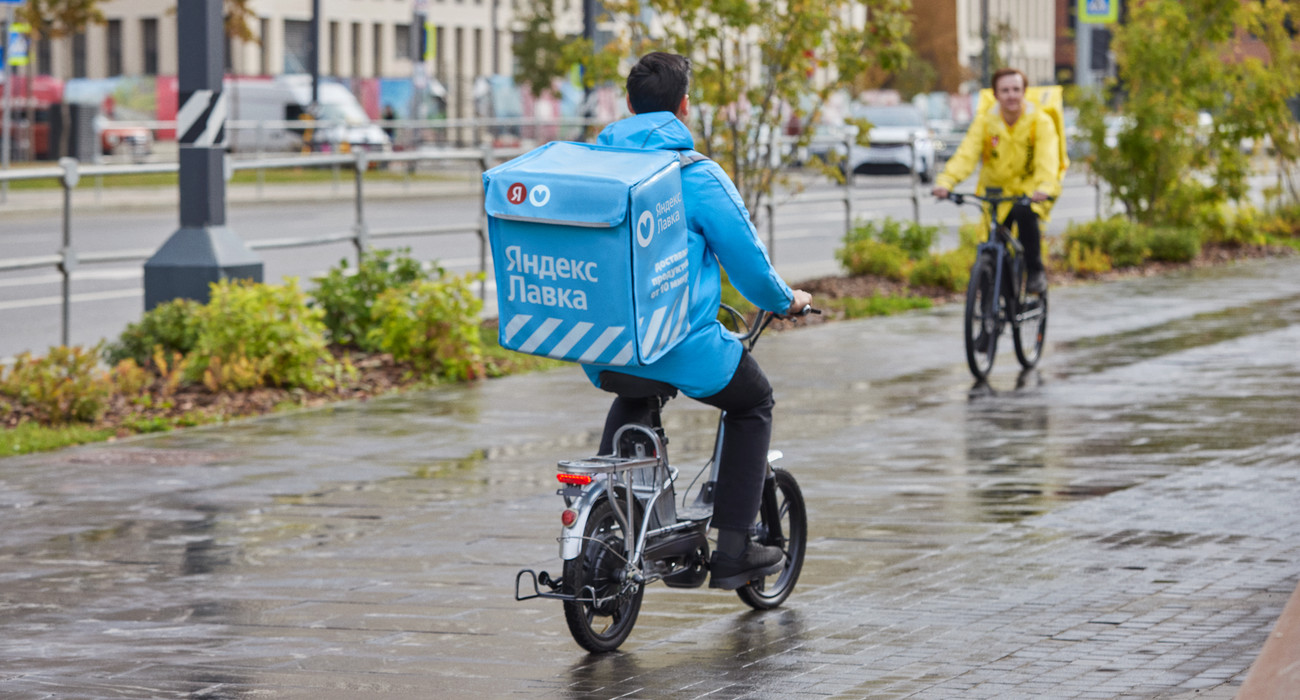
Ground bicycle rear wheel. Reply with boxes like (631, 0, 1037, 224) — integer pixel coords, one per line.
(1013, 284, 1048, 369)
(964, 255, 999, 381)
(737, 469, 806, 610)
(563, 499, 644, 653)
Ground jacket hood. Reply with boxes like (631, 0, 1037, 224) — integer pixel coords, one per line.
(597, 112, 696, 151)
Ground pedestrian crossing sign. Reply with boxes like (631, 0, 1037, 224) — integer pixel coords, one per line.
(6, 23, 29, 67)
(1079, 0, 1119, 24)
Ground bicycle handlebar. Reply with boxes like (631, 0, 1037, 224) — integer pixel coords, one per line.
(728, 305, 823, 349)
(941, 191, 1055, 207)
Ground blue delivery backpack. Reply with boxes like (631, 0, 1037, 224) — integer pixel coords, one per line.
(483, 141, 695, 366)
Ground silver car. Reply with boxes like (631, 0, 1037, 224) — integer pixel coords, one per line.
(843, 104, 937, 182)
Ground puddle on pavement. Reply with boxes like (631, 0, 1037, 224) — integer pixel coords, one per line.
(1059, 291, 1300, 376)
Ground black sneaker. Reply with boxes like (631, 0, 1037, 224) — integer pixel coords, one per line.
(708, 541, 785, 590)
(1026, 270, 1047, 295)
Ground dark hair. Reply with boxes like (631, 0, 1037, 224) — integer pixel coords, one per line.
(991, 67, 1027, 91)
(626, 52, 691, 115)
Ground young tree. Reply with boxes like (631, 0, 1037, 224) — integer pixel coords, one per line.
(1076, 0, 1299, 226)
(510, 0, 624, 96)
(512, 0, 913, 216)
(1237, 0, 1300, 203)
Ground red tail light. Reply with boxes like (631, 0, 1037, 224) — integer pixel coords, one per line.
(561, 509, 579, 528)
(557, 473, 593, 486)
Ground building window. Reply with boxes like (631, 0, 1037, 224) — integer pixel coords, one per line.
(142, 18, 159, 75)
(330, 21, 339, 76)
(352, 22, 362, 77)
(395, 23, 410, 61)
(435, 26, 445, 75)
(474, 28, 482, 77)
(260, 18, 271, 75)
(107, 20, 123, 75)
(72, 33, 87, 77)
(284, 19, 311, 73)
(453, 26, 462, 115)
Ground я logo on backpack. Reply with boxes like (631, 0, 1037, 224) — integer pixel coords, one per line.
(483, 141, 694, 366)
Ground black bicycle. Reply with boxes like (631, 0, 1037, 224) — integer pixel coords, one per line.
(943, 189, 1049, 381)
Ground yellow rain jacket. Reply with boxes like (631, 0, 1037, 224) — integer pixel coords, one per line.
(936, 87, 1066, 222)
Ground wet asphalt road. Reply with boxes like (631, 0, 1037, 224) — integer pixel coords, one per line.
(2, 256, 1300, 698)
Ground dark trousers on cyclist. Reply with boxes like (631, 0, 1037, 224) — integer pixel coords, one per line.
(597, 349, 772, 533)
(1004, 202, 1044, 274)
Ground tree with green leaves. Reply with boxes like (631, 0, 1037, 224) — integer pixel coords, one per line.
(512, 0, 913, 217)
(1074, 0, 1299, 226)
(510, 0, 624, 97)
(1236, 0, 1300, 203)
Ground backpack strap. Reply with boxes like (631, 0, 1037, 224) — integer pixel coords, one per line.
(677, 150, 709, 168)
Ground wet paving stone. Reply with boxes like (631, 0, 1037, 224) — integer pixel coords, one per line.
(1, 257, 1299, 698)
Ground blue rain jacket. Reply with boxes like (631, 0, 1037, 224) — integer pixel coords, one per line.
(580, 112, 794, 398)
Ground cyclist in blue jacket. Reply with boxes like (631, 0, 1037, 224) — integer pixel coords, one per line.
(582, 52, 813, 590)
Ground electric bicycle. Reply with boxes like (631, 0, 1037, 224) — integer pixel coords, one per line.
(515, 306, 813, 653)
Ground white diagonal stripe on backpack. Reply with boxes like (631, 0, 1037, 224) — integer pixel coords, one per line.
(519, 317, 562, 354)
(609, 341, 634, 366)
(578, 327, 624, 363)
(658, 290, 688, 354)
(641, 306, 667, 355)
(670, 285, 690, 345)
(548, 322, 593, 359)
(503, 314, 532, 344)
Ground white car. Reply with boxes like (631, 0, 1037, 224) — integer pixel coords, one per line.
(808, 105, 937, 182)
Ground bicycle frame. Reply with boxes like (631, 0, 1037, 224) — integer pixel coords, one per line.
(516, 307, 812, 652)
(518, 308, 784, 598)
(957, 193, 1033, 301)
(947, 190, 1051, 379)
(556, 309, 781, 565)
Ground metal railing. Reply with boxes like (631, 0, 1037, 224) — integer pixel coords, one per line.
(0, 124, 1107, 353)
(762, 127, 928, 259)
(0, 145, 529, 348)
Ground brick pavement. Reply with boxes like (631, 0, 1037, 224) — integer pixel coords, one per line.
(0, 257, 1298, 698)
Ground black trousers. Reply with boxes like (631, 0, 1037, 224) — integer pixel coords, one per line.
(597, 350, 773, 532)
(1004, 203, 1044, 274)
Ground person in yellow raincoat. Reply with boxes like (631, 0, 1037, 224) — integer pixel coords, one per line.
(933, 67, 1062, 294)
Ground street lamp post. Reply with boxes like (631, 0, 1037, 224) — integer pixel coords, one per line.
(310, 0, 320, 108)
(980, 0, 990, 87)
(143, 0, 261, 309)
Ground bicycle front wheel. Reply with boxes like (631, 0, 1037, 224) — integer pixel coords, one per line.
(563, 499, 644, 653)
(964, 255, 999, 381)
(737, 469, 807, 610)
(1013, 286, 1048, 369)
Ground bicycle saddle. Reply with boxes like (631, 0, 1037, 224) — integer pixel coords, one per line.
(597, 372, 679, 401)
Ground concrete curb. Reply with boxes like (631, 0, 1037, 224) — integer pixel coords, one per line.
(1237, 579, 1300, 699)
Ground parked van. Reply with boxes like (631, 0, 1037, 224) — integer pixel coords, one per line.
(224, 74, 390, 153)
